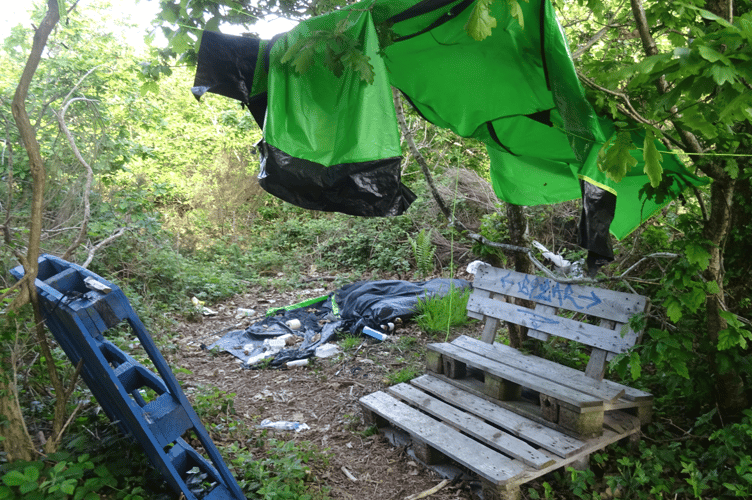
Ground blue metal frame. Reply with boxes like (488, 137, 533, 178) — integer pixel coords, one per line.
(10, 255, 245, 500)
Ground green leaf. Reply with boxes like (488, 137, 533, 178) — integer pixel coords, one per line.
(348, 51, 374, 84)
(599, 131, 638, 183)
(629, 351, 642, 380)
(290, 44, 316, 75)
(698, 45, 730, 65)
(697, 8, 734, 28)
(465, 0, 497, 41)
(642, 129, 663, 188)
(665, 297, 683, 323)
(718, 91, 752, 122)
(139, 81, 159, 95)
(507, 0, 525, 29)
(705, 280, 720, 295)
(685, 243, 711, 270)
(19, 481, 38, 495)
(670, 358, 690, 379)
(205, 16, 221, 33)
(709, 65, 737, 85)
(2, 470, 28, 487)
(324, 46, 345, 78)
(171, 31, 192, 55)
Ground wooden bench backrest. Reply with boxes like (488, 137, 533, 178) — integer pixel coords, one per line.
(467, 265, 649, 380)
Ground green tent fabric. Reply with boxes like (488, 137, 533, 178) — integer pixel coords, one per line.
(192, 0, 706, 261)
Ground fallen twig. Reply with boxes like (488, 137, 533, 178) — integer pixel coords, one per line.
(405, 479, 450, 500)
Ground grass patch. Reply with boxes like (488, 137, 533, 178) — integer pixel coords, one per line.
(414, 286, 470, 339)
(386, 366, 421, 385)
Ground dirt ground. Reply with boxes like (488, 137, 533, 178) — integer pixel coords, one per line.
(166, 272, 487, 500)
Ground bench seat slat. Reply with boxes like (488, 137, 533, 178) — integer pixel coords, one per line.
(451, 336, 629, 402)
(410, 375, 586, 458)
(428, 343, 604, 408)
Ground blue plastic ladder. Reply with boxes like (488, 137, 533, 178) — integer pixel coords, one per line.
(10, 255, 245, 500)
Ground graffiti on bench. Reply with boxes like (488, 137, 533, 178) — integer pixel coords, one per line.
(499, 272, 603, 310)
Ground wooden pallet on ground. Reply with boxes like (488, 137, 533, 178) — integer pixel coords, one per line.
(359, 264, 653, 499)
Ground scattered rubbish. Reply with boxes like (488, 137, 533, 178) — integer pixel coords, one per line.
(466, 260, 486, 275)
(245, 351, 275, 366)
(258, 419, 310, 432)
(263, 334, 293, 351)
(286, 359, 309, 368)
(206, 279, 471, 367)
(236, 307, 256, 318)
(285, 318, 302, 330)
(314, 343, 340, 358)
(363, 326, 386, 341)
(192, 296, 218, 316)
(533, 240, 571, 270)
(84, 276, 111, 294)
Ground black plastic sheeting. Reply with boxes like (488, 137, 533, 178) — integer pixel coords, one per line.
(258, 141, 416, 217)
(578, 180, 616, 273)
(206, 278, 470, 367)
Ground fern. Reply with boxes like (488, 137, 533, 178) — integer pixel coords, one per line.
(409, 229, 436, 277)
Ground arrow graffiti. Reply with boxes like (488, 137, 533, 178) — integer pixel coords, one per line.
(516, 309, 560, 329)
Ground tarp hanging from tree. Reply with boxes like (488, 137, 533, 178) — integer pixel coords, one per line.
(192, 0, 705, 261)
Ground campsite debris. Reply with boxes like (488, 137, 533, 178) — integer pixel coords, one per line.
(245, 351, 275, 366)
(341, 466, 358, 482)
(285, 318, 302, 330)
(286, 359, 309, 368)
(315, 343, 340, 358)
(363, 326, 387, 341)
(404, 479, 450, 500)
(258, 419, 310, 432)
(192, 296, 218, 316)
(235, 307, 256, 318)
(208, 279, 470, 366)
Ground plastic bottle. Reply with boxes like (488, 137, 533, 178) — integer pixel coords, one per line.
(236, 308, 256, 317)
(286, 359, 309, 368)
(363, 326, 387, 341)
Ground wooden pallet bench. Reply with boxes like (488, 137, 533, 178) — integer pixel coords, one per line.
(359, 264, 653, 500)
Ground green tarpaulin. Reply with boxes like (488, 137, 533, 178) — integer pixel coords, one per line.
(192, 0, 705, 262)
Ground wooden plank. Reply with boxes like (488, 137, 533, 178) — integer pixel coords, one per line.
(527, 304, 555, 341)
(359, 391, 526, 483)
(388, 383, 555, 469)
(411, 375, 585, 458)
(450, 336, 625, 402)
(428, 343, 604, 409)
(472, 266, 648, 323)
(500, 411, 641, 490)
(447, 336, 652, 404)
(467, 295, 637, 354)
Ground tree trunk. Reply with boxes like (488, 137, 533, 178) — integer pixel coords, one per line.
(0, 357, 35, 461)
(2, 0, 61, 460)
(703, 170, 747, 412)
(505, 203, 531, 348)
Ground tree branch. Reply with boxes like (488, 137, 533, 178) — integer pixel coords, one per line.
(392, 87, 454, 221)
(629, 0, 719, 178)
(82, 227, 129, 268)
(54, 97, 98, 261)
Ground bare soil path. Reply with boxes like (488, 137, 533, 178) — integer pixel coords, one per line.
(166, 276, 483, 500)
